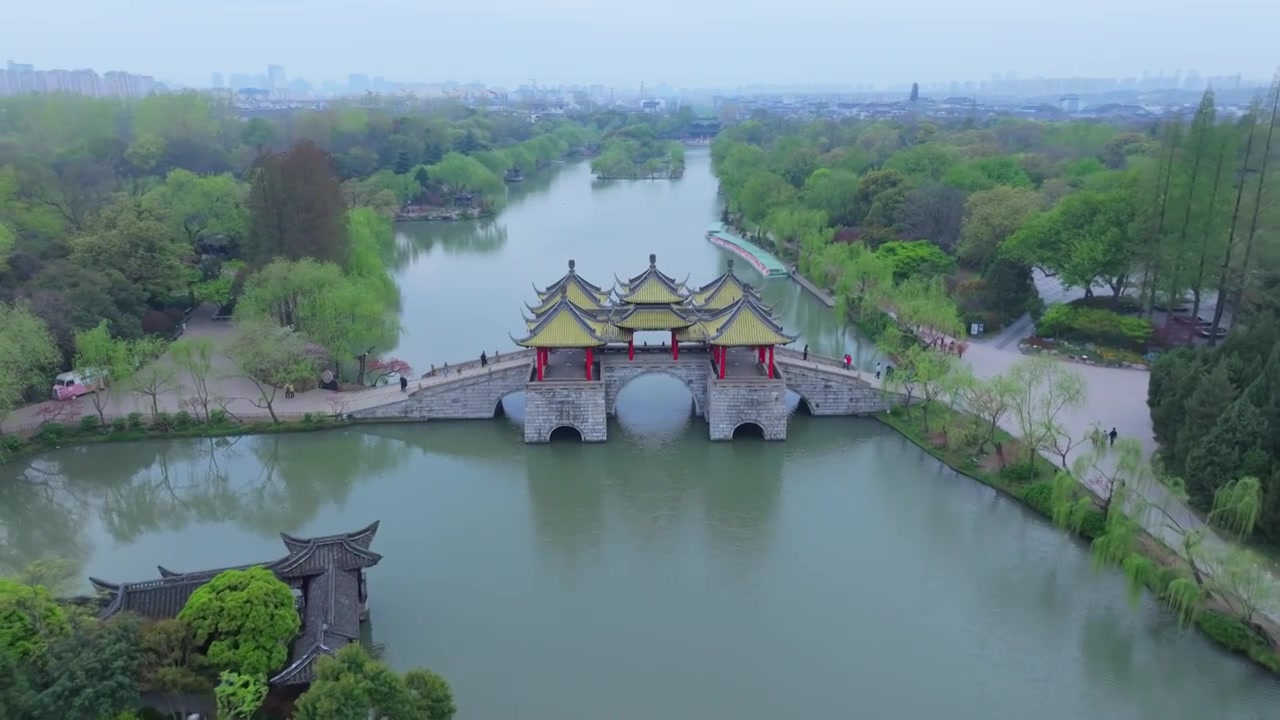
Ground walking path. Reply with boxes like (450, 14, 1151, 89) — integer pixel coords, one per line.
(0, 306, 529, 436)
(958, 276, 1280, 626)
(788, 268, 837, 308)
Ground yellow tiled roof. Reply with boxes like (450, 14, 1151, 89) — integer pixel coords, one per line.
(535, 260, 610, 307)
(514, 299, 609, 348)
(610, 305, 697, 330)
(705, 297, 796, 347)
(529, 282, 609, 314)
(615, 254, 689, 304)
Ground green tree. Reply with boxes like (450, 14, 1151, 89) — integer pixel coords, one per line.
(30, 614, 143, 720)
(128, 339, 175, 419)
(294, 643, 456, 720)
(0, 302, 59, 432)
(69, 201, 191, 301)
(0, 579, 70, 665)
(170, 337, 218, 422)
(403, 668, 457, 720)
(425, 152, 505, 211)
(1001, 184, 1139, 298)
(229, 321, 320, 422)
(1005, 357, 1087, 467)
(138, 618, 213, 712)
(144, 169, 247, 247)
(214, 671, 268, 720)
(875, 240, 955, 282)
(72, 321, 137, 426)
(178, 566, 300, 677)
(799, 167, 861, 227)
(957, 186, 1040, 269)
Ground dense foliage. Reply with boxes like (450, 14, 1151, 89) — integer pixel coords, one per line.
(177, 566, 300, 677)
(709, 85, 1280, 344)
(0, 566, 456, 719)
(294, 643, 456, 720)
(1149, 314, 1280, 538)
(590, 123, 684, 179)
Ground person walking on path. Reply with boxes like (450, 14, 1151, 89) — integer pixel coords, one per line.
(875, 361, 882, 379)
(802, 344, 809, 360)
(480, 351, 488, 368)
(399, 375, 408, 392)
(284, 383, 295, 399)
(1108, 427, 1118, 447)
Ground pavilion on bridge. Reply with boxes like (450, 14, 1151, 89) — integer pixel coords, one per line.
(514, 256, 796, 381)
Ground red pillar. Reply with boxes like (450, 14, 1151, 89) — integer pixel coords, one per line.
(768, 345, 775, 379)
(757, 346, 765, 363)
(718, 346, 726, 379)
(536, 348, 545, 381)
(586, 347, 593, 380)
(628, 337, 634, 361)
(671, 330, 678, 360)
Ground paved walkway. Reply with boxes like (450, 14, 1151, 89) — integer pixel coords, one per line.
(0, 306, 533, 435)
(957, 274, 1280, 625)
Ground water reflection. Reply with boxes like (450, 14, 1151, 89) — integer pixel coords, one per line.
(395, 218, 509, 265)
(0, 459, 91, 578)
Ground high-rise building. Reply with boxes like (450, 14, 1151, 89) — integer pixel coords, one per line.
(212, 72, 224, 89)
(267, 64, 286, 92)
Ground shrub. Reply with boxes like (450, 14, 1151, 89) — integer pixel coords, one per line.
(1000, 460, 1040, 483)
(127, 412, 144, 429)
(303, 412, 315, 425)
(2, 435, 23, 454)
(1017, 481, 1054, 515)
(153, 411, 173, 431)
(1035, 303, 1153, 350)
(37, 422, 68, 443)
(1078, 509, 1107, 539)
(174, 411, 195, 430)
(110, 417, 128, 433)
(79, 415, 101, 432)
(1196, 611, 1259, 653)
(209, 408, 228, 426)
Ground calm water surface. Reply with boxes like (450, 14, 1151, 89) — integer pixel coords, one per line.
(1, 150, 1277, 719)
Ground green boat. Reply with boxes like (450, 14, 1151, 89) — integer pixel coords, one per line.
(704, 223, 789, 277)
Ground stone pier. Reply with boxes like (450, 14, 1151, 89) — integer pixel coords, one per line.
(523, 379, 607, 443)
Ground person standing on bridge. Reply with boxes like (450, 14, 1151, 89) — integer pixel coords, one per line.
(400, 375, 408, 392)
(803, 344, 809, 360)
(843, 354, 852, 370)
(875, 361, 882, 379)
(481, 351, 488, 368)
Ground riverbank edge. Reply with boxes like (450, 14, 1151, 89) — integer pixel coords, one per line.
(0, 415, 351, 464)
(874, 405, 1280, 676)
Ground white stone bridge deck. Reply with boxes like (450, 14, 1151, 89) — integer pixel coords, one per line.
(350, 345, 897, 443)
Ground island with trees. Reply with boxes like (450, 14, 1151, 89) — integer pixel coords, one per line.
(590, 123, 686, 180)
(708, 79, 1280, 672)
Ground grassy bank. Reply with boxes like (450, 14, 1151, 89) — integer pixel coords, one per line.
(1, 410, 351, 464)
(877, 403, 1280, 675)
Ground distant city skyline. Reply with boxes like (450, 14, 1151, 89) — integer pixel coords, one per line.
(2, 0, 1275, 91)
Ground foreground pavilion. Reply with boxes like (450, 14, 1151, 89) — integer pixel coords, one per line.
(89, 522, 382, 688)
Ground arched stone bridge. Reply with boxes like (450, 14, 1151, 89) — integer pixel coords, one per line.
(350, 346, 903, 443)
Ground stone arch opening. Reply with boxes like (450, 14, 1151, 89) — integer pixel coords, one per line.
(610, 369, 703, 417)
(731, 422, 766, 440)
(548, 425, 584, 443)
(787, 390, 815, 416)
(494, 390, 526, 420)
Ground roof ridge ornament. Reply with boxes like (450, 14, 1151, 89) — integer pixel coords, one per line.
(649, 253, 657, 267)
(568, 259, 576, 273)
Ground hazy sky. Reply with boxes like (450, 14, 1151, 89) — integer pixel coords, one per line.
(5, 0, 1276, 88)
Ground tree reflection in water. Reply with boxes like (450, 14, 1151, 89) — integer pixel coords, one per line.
(0, 457, 93, 580)
(0, 430, 416, 562)
(394, 218, 509, 267)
